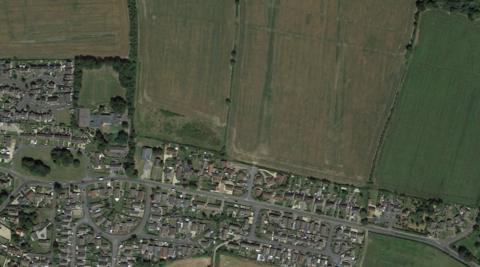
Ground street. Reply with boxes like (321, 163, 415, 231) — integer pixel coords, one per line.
(0, 166, 476, 267)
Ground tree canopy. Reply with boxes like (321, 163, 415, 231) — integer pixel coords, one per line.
(110, 96, 127, 114)
(50, 147, 74, 166)
(21, 157, 50, 176)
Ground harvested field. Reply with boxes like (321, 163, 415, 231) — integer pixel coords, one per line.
(166, 257, 210, 267)
(227, 0, 416, 183)
(375, 10, 480, 205)
(136, 0, 236, 150)
(0, 0, 129, 58)
(362, 233, 463, 267)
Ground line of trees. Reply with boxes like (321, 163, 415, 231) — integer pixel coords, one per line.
(416, 0, 480, 19)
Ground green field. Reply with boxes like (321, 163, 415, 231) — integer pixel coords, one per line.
(79, 66, 126, 109)
(13, 146, 86, 181)
(375, 10, 480, 205)
(362, 233, 464, 267)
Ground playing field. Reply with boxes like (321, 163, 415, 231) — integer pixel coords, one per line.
(219, 254, 275, 267)
(227, 0, 415, 183)
(0, 0, 129, 58)
(79, 66, 126, 109)
(362, 233, 463, 267)
(374, 10, 480, 205)
(136, 0, 235, 150)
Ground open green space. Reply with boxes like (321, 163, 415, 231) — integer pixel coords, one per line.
(362, 233, 464, 267)
(53, 108, 71, 126)
(136, 111, 223, 151)
(79, 65, 126, 109)
(454, 228, 480, 262)
(375, 10, 480, 205)
(13, 146, 86, 181)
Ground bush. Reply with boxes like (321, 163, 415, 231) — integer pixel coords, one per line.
(21, 157, 51, 176)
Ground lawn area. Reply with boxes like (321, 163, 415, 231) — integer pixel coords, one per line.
(218, 254, 275, 267)
(454, 228, 480, 262)
(375, 10, 480, 205)
(53, 108, 71, 126)
(12, 146, 86, 181)
(79, 65, 126, 109)
(362, 233, 464, 267)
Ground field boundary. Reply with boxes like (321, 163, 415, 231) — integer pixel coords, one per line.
(368, 4, 420, 183)
(367, 65, 409, 183)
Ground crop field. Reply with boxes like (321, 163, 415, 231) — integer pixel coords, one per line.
(227, 0, 415, 183)
(0, 0, 129, 58)
(136, 0, 236, 150)
(362, 233, 463, 267)
(374, 10, 480, 205)
(79, 66, 125, 109)
(166, 257, 210, 267)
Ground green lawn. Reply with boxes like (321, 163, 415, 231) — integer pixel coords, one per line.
(362, 233, 464, 267)
(53, 108, 71, 126)
(78, 65, 125, 109)
(375, 10, 480, 205)
(454, 228, 480, 262)
(13, 146, 86, 181)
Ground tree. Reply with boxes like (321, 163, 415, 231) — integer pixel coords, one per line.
(110, 96, 127, 114)
(94, 130, 108, 152)
(115, 130, 129, 144)
(50, 147, 74, 166)
(73, 158, 81, 167)
(458, 245, 473, 261)
(21, 157, 50, 176)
